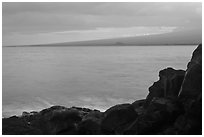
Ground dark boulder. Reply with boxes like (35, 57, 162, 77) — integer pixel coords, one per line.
(144, 68, 185, 107)
(49, 108, 82, 134)
(131, 99, 146, 115)
(125, 97, 182, 134)
(101, 103, 138, 134)
(175, 44, 202, 135)
(146, 98, 182, 121)
(77, 110, 103, 134)
(39, 105, 67, 116)
(22, 111, 30, 117)
(174, 94, 202, 134)
(71, 106, 92, 113)
(2, 116, 42, 135)
(132, 99, 145, 109)
(179, 44, 202, 99)
(82, 110, 103, 121)
(78, 118, 101, 134)
(25, 106, 83, 134)
(159, 68, 185, 97)
(47, 106, 103, 134)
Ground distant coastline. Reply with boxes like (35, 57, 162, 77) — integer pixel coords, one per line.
(4, 44, 198, 47)
(3, 27, 201, 48)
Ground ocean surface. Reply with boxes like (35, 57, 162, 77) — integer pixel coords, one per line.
(2, 45, 196, 117)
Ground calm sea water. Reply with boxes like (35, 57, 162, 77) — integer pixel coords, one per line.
(2, 45, 196, 117)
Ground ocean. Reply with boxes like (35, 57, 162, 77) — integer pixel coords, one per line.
(2, 45, 196, 117)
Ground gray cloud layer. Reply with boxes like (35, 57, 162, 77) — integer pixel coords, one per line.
(2, 2, 202, 45)
(3, 3, 201, 33)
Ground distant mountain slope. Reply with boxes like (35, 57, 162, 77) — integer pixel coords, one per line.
(9, 28, 201, 47)
(59, 28, 201, 46)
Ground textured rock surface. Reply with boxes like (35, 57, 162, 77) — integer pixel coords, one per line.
(78, 118, 101, 134)
(144, 67, 185, 107)
(179, 44, 202, 99)
(2, 44, 202, 135)
(101, 103, 138, 134)
(176, 44, 202, 134)
(2, 106, 101, 135)
(78, 110, 103, 134)
(124, 97, 182, 134)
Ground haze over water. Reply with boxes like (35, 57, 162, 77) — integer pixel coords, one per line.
(2, 45, 196, 117)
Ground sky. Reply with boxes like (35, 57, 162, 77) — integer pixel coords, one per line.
(2, 2, 202, 46)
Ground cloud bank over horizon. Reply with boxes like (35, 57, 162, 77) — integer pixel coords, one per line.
(2, 2, 202, 46)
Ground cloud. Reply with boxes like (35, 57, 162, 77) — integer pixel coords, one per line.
(3, 2, 201, 16)
(2, 2, 202, 46)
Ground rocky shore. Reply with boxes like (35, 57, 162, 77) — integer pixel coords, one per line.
(2, 44, 202, 135)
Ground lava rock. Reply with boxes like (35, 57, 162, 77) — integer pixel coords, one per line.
(174, 94, 202, 134)
(132, 99, 145, 109)
(179, 44, 202, 99)
(49, 109, 82, 134)
(78, 118, 101, 134)
(82, 110, 103, 122)
(125, 97, 182, 135)
(101, 103, 138, 134)
(176, 44, 202, 135)
(2, 116, 42, 135)
(77, 110, 103, 134)
(145, 68, 185, 107)
(131, 99, 146, 115)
